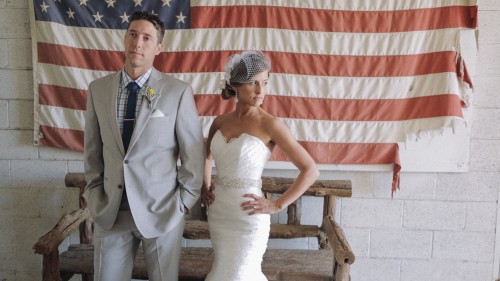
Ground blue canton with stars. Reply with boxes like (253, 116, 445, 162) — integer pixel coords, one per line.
(33, 0, 190, 29)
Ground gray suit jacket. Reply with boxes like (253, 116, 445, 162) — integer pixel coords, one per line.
(84, 68, 205, 238)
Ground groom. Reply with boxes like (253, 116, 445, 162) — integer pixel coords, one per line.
(83, 11, 205, 281)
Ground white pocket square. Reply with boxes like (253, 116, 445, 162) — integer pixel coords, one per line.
(150, 109, 165, 118)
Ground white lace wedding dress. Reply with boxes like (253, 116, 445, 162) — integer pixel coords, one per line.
(205, 130, 271, 281)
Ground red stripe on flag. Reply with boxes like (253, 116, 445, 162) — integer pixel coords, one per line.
(195, 94, 464, 121)
(38, 42, 124, 71)
(38, 43, 460, 77)
(191, 5, 477, 32)
(39, 125, 84, 151)
(39, 84, 87, 110)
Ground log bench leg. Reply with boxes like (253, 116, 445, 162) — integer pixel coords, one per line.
(42, 250, 61, 281)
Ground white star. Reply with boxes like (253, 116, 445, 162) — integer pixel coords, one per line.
(162, 0, 171, 7)
(105, 0, 116, 8)
(40, 1, 49, 12)
(67, 8, 75, 19)
(93, 11, 104, 23)
(79, 0, 88, 6)
(133, 0, 142, 7)
(150, 10, 158, 16)
(120, 12, 130, 23)
(176, 12, 186, 23)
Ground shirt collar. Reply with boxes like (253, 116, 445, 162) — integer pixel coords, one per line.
(120, 68, 153, 89)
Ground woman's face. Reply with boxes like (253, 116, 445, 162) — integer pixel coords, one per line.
(235, 71, 269, 107)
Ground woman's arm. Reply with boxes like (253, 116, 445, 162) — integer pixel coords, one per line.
(242, 118, 319, 214)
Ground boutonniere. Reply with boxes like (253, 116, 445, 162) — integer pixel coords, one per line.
(140, 86, 160, 109)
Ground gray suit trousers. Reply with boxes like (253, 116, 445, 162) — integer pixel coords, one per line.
(93, 210, 184, 281)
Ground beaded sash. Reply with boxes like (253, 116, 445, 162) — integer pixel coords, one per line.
(215, 176, 262, 190)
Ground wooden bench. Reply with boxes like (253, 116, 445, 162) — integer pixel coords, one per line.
(33, 173, 355, 281)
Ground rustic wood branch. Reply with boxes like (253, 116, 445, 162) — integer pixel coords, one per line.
(64, 173, 352, 198)
(183, 220, 321, 240)
(322, 216, 355, 265)
(287, 198, 302, 225)
(33, 208, 91, 254)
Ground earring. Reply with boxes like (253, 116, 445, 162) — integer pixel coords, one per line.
(234, 91, 239, 103)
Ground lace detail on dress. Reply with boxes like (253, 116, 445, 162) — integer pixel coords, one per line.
(216, 176, 262, 190)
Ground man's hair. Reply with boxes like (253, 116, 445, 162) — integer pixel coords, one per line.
(128, 11, 165, 43)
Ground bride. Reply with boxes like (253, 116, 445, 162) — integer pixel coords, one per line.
(201, 50, 320, 281)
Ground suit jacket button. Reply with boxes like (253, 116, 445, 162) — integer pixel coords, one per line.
(118, 184, 123, 189)
(124, 160, 129, 164)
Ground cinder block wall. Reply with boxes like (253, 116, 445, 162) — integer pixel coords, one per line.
(1, 1, 499, 281)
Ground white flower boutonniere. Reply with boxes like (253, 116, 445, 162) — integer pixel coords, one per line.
(140, 86, 160, 109)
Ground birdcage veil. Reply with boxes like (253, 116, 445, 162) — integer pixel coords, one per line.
(222, 50, 271, 87)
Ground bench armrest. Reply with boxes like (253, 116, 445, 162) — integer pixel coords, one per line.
(322, 216, 355, 265)
(33, 207, 91, 255)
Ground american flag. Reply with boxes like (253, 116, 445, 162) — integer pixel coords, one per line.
(30, 0, 477, 192)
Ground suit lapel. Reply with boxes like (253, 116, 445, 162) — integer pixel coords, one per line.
(128, 69, 164, 151)
(105, 72, 126, 156)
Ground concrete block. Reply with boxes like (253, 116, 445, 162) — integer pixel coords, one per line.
(0, 187, 40, 218)
(478, 0, 500, 10)
(401, 259, 462, 281)
(6, 0, 28, 8)
(471, 108, 500, 139)
(0, 215, 15, 248)
(478, 11, 500, 43)
(10, 160, 67, 188)
(12, 217, 56, 247)
(8, 99, 32, 129)
(350, 257, 400, 281)
(0, 130, 38, 160)
(476, 43, 500, 76)
(0, 69, 33, 99)
(433, 231, 495, 262)
(319, 170, 374, 198)
(307, 237, 319, 250)
(267, 237, 309, 250)
(403, 201, 466, 230)
(0, 100, 8, 129)
(0, 9, 30, 39)
(474, 76, 500, 108)
(39, 146, 83, 160)
(375, 172, 436, 199)
(469, 139, 500, 171)
(38, 187, 80, 219)
(14, 242, 42, 273)
(0, 248, 16, 271)
(0, 270, 15, 280)
(184, 239, 212, 248)
(0, 39, 7, 67)
(371, 229, 432, 259)
(436, 171, 499, 201)
(466, 202, 497, 232)
(342, 227, 369, 257)
(68, 160, 84, 173)
(8, 39, 32, 69)
(0, 160, 10, 186)
(301, 196, 322, 226)
(340, 198, 403, 228)
(461, 261, 493, 281)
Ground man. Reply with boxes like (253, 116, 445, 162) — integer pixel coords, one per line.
(84, 11, 205, 281)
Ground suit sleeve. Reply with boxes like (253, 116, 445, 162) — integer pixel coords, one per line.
(83, 83, 105, 198)
(175, 84, 205, 210)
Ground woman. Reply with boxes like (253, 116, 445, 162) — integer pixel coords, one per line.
(202, 50, 319, 281)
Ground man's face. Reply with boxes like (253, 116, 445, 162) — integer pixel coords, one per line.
(124, 19, 163, 73)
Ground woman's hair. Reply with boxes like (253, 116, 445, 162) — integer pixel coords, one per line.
(221, 51, 271, 100)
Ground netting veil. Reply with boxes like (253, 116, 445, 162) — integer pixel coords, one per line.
(222, 51, 271, 88)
